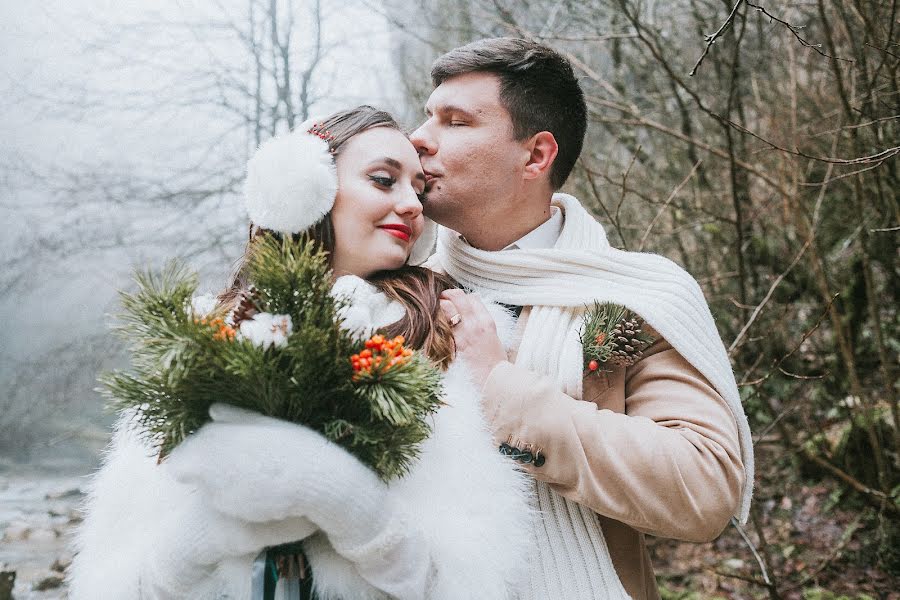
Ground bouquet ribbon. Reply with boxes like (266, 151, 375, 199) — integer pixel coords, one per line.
(251, 542, 316, 600)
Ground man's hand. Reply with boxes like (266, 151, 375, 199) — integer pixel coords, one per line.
(439, 289, 508, 389)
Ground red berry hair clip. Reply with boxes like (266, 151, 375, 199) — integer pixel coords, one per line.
(307, 123, 336, 144)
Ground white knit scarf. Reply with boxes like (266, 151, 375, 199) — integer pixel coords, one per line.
(434, 193, 754, 598)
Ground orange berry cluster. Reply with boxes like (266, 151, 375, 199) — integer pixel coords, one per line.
(194, 316, 237, 341)
(350, 334, 413, 379)
(587, 333, 607, 371)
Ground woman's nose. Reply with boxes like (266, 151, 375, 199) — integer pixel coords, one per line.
(396, 187, 424, 218)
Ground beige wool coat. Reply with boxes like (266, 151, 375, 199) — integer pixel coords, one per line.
(482, 308, 745, 600)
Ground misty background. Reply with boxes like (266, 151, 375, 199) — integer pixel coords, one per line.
(1, 0, 415, 466)
(1, 1, 897, 598)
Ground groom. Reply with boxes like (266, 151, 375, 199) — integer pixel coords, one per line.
(411, 38, 750, 600)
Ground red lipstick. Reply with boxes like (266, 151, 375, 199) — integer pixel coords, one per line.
(379, 223, 412, 242)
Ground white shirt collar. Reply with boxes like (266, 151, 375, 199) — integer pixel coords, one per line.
(503, 206, 563, 251)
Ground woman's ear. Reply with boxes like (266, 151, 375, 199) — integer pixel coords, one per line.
(523, 131, 559, 181)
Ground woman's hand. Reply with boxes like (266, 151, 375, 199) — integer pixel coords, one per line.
(142, 496, 317, 598)
(165, 404, 430, 600)
(439, 289, 509, 390)
(165, 404, 386, 531)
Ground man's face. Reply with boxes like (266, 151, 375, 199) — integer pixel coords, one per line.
(410, 72, 529, 235)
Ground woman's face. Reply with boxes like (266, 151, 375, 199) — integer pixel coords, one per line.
(330, 127, 426, 279)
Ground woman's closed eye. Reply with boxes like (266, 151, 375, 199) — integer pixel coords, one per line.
(371, 173, 426, 203)
(369, 174, 396, 188)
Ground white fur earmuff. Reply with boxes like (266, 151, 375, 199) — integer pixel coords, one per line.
(243, 120, 337, 234)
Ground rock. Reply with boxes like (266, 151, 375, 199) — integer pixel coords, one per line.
(722, 558, 745, 570)
(45, 487, 82, 501)
(33, 571, 65, 591)
(49, 516, 70, 532)
(0, 568, 14, 600)
(29, 527, 58, 542)
(4, 521, 30, 541)
(67, 508, 84, 524)
(51, 555, 72, 573)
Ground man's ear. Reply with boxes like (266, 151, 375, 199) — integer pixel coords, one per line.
(523, 131, 559, 181)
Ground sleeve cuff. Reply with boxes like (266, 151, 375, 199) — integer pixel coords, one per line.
(481, 361, 588, 479)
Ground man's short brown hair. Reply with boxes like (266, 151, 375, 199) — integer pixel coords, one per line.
(431, 37, 587, 190)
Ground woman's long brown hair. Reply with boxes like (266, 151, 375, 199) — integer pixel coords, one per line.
(369, 267, 456, 369)
(220, 105, 456, 367)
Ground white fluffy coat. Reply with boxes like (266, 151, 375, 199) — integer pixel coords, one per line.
(68, 276, 533, 599)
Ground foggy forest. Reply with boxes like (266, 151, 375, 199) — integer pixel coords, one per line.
(1, 0, 897, 598)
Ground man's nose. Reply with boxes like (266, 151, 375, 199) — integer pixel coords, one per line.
(409, 122, 436, 156)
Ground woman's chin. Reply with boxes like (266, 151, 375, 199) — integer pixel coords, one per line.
(370, 249, 411, 273)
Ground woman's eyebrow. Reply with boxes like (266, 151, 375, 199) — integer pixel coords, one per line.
(369, 157, 403, 170)
(369, 157, 426, 182)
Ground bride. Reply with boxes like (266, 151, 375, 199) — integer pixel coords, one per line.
(68, 105, 534, 599)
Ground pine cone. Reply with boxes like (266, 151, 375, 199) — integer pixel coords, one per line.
(230, 286, 260, 327)
(608, 316, 648, 367)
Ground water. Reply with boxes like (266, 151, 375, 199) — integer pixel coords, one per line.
(0, 470, 91, 599)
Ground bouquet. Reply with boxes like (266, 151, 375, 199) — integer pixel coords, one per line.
(101, 233, 444, 481)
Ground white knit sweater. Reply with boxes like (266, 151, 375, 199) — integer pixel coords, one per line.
(68, 276, 534, 600)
